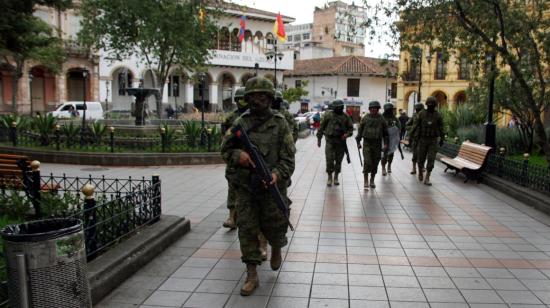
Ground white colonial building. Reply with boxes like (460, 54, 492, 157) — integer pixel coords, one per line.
(283, 56, 397, 122)
(99, 4, 294, 113)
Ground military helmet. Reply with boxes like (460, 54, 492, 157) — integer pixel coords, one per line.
(244, 76, 275, 97)
(234, 87, 245, 101)
(331, 99, 344, 108)
(274, 90, 283, 103)
(425, 96, 437, 106)
(383, 102, 394, 111)
(369, 101, 381, 109)
(282, 101, 290, 109)
(414, 103, 424, 112)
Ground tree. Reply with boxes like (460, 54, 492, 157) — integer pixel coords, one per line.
(79, 0, 218, 117)
(283, 80, 309, 103)
(0, 0, 71, 114)
(364, 1, 550, 164)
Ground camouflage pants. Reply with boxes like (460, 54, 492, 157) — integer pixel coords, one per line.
(417, 138, 439, 172)
(411, 139, 420, 163)
(362, 140, 382, 174)
(381, 152, 394, 166)
(226, 181, 236, 210)
(325, 141, 345, 174)
(236, 185, 289, 265)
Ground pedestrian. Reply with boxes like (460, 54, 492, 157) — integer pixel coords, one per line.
(312, 111, 321, 135)
(410, 96, 445, 186)
(221, 87, 247, 231)
(316, 99, 353, 186)
(381, 103, 401, 176)
(221, 76, 295, 296)
(356, 101, 389, 190)
(406, 103, 425, 175)
(398, 110, 409, 140)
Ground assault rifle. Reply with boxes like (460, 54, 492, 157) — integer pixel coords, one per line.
(232, 123, 294, 231)
(336, 128, 351, 164)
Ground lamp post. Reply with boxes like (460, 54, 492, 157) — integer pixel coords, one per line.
(414, 47, 432, 106)
(28, 72, 33, 116)
(199, 73, 206, 146)
(105, 80, 110, 119)
(485, 52, 497, 148)
(173, 82, 178, 119)
(265, 41, 284, 88)
(80, 69, 89, 147)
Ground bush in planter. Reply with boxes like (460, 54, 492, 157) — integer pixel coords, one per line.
(61, 122, 80, 147)
(181, 120, 201, 147)
(441, 105, 487, 138)
(0, 114, 32, 131)
(31, 113, 57, 146)
(456, 125, 525, 154)
(90, 121, 107, 145)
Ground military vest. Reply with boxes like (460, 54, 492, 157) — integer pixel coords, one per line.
(325, 112, 349, 137)
(361, 115, 385, 140)
(418, 110, 442, 138)
(383, 114, 399, 129)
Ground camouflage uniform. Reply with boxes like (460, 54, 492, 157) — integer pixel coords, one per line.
(406, 103, 424, 174)
(273, 91, 298, 143)
(316, 100, 353, 186)
(381, 103, 401, 175)
(356, 101, 389, 189)
(221, 76, 295, 296)
(222, 87, 247, 229)
(410, 96, 445, 185)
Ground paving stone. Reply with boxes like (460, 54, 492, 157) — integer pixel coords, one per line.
(267, 297, 309, 308)
(497, 290, 542, 304)
(142, 290, 191, 307)
(350, 300, 389, 308)
(461, 290, 504, 304)
(309, 298, 349, 308)
(310, 284, 348, 299)
(386, 287, 426, 302)
(223, 294, 268, 308)
(423, 289, 465, 303)
(417, 276, 455, 289)
(159, 278, 202, 292)
(271, 283, 311, 298)
(182, 293, 230, 308)
(349, 286, 387, 300)
(486, 278, 527, 290)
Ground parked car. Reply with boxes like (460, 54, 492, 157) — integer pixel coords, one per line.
(50, 101, 104, 120)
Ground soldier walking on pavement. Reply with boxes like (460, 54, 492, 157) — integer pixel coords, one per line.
(221, 87, 247, 229)
(410, 96, 445, 186)
(356, 101, 389, 190)
(381, 103, 401, 176)
(406, 103, 425, 175)
(221, 77, 295, 296)
(274, 91, 299, 143)
(316, 100, 353, 186)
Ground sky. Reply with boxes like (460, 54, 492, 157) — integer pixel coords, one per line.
(231, 0, 398, 59)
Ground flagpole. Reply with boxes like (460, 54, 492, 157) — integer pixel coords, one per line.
(274, 40, 278, 88)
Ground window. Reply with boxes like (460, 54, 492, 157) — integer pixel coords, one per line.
(168, 75, 180, 97)
(231, 28, 241, 52)
(458, 55, 470, 80)
(288, 36, 293, 42)
(347, 78, 360, 97)
(435, 52, 446, 80)
(295, 80, 302, 88)
(302, 33, 310, 40)
(294, 34, 301, 42)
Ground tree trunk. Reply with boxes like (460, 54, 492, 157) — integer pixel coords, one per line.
(10, 60, 23, 115)
(532, 112, 550, 165)
(156, 80, 165, 118)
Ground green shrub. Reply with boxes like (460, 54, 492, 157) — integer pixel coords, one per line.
(181, 120, 202, 147)
(90, 121, 107, 144)
(0, 191, 32, 220)
(61, 122, 80, 146)
(32, 114, 57, 145)
(456, 125, 525, 154)
(39, 192, 82, 218)
(0, 114, 32, 130)
(441, 104, 487, 138)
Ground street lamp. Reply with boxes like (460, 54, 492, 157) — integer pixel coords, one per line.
(28, 72, 33, 116)
(485, 52, 497, 148)
(80, 69, 89, 147)
(413, 47, 432, 107)
(199, 73, 206, 146)
(265, 41, 284, 88)
(105, 80, 110, 119)
(173, 82, 179, 119)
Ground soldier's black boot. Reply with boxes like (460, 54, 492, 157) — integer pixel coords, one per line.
(424, 172, 432, 186)
(418, 164, 424, 182)
(270, 246, 282, 270)
(363, 173, 369, 190)
(327, 173, 333, 187)
(381, 163, 387, 176)
(370, 174, 376, 188)
(410, 162, 417, 175)
(333, 172, 340, 185)
(241, 264, 259, 296)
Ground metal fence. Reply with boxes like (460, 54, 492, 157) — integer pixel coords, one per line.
(0, 169, 162, 307)
(439, 142, 550, 196)
(0, 126, 220, 153)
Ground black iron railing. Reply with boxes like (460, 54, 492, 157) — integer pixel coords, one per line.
(439, 142, 550, 196)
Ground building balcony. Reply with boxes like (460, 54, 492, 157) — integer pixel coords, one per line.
(401, 71, 419, 82)
(64, 40, 89, 57)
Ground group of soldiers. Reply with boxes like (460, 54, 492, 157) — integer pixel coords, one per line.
(220, 76, 297, 297)
(317, 96, 445, 188)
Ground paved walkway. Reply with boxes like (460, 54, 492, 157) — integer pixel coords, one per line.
(45, 135, 550, 308)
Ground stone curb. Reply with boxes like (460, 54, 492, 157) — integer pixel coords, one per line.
(0, 146, 223, 166)
(87, 215, 191, 304)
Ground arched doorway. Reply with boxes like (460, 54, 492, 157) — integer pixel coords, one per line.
(30, 66, 56, 113)
(431, 90, 448, 109)
(193, 73, 212, 112)
(111, 67, 134, 110)
(244, 30, 253, 52)
(168, 69, 187, 114)
(218, 72, 236, 111)
(66, 68, 90, 102)
(253, 31, 263, 53)
(454, 91, 466, 108)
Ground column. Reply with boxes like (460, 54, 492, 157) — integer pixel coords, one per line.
(184, 81, 194, 112)
(209, 82, 219, 112)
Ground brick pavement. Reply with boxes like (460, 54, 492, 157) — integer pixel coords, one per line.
(44, 135, 550, 307)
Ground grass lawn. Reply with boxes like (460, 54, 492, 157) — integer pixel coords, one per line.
(510, 154, 549, 168)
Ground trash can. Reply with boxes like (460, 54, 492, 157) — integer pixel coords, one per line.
(1, 218, 91, 308)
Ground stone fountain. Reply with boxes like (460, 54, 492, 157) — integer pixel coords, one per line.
(125, 88, 160, 125)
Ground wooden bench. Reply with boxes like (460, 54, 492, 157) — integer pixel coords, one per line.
(0, 154, 31, 190)
(440, 141, 492, 183)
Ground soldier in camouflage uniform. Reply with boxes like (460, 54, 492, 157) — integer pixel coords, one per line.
(410, 96, 445, 186)
(221, 87, 247, 229)
(273, 91, 298, 143)
(221, 76, 295, 296)
(381, 103, 401, 176)
(356, 101, 389, 190)
(406, 103, 425, 175)
(316, 100, 353, 186)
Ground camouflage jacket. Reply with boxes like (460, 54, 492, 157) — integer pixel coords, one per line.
(316, 111, 353, 142)
(383, 114, 401, 130)
(280, 109, 299, 143)
(356, 114, 389, 145)
(222, 109, 246, 133)
(410, 110, 445, 140)
(221, 110, 296, 189)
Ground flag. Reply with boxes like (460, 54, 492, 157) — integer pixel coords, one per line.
(238, 16, 246, 42)
(273, 12, 287, 42)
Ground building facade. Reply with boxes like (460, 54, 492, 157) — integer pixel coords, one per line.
(283, 56, 397, 120)
(0, 2, 99, 114)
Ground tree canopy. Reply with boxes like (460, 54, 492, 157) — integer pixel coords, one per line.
(79, 0, 218, 116)
(363, 0, 550, 162)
